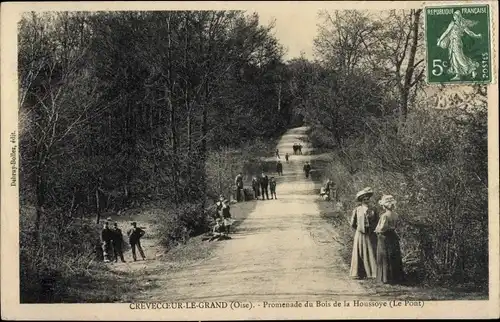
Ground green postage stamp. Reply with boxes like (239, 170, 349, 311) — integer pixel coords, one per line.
(425, 4, 492, 84)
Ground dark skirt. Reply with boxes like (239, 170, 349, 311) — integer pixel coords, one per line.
(376, 230, 404, 284)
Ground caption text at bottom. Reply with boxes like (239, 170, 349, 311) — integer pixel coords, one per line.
(129, 300, 424, 310)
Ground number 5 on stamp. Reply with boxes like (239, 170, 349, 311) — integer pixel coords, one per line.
(425, 5, 492, 84)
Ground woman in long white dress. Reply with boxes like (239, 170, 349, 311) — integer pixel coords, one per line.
(437, 10, 482, 80)
(350, 187, 379, 279)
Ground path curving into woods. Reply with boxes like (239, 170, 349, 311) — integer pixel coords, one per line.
(113, 126, 380, 302)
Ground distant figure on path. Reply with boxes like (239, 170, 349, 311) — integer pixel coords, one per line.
(275, 149, 280, 159)
(101, 221, 114, 263)
(251, 176, 260, 200)
(260, 172, 270, 200)
(298, 144, 303, 155)
(235, 172, 244, 202)
(303, 162, 311, 178)
(285, 153, 289, 162)
(350, 187, 378, 279)
(112, 222, 126, 263)
(276, 160, 283, 176)
(375, 195, 404, 284)
(127, 222, 146, 261)
(293, 143, 298, 155)
(269, 177, 277, 199)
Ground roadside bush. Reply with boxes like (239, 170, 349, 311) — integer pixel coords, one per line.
(151, 202, 210, 250)
(20, 206, 103, 303)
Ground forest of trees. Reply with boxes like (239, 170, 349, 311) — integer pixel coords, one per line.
(299, 9, 488, 291)
(19, 9, 488, 302)
(19, 11, 298, 302)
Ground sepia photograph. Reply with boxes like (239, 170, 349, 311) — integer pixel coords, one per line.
(1, 1, 499, 320)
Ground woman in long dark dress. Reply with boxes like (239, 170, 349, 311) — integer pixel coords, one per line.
(375, 195, 404, 284)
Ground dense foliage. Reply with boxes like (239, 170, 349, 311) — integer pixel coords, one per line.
(304, 9, 488, 290)
(19, 11, 294, 302)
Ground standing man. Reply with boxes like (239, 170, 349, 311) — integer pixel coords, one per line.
(112, 222, 126, 263)
(251, 176, 260, 200)
(298, 144, 303, 155)
(235, 172, 244, 202)
(101, 221, 114, 263)
(127, 222, 146, 261)
(285, 153, 289, 163)
(260, 172, 270, 200)
(276, 160, 283, 176)
(303, 161, 311, 178)
(275, 149, 280, 159)
(269, 177, 277, 199)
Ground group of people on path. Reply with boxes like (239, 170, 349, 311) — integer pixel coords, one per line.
(350, 187, 404, 285)
(101, 220, 146, 263)
(292, 143, 303, 155)
(207, 196, 234, 241)
(251, 173, 278, 200)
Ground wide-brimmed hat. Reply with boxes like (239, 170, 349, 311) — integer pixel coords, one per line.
(356, 187, 374, 201)
(378, 195, 397, 207)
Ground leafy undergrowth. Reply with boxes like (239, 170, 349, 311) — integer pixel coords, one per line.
(310, 158, 488, 301)
(318, 201, 487, 301)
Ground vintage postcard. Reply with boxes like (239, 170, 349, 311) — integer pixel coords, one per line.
(1, 1, 499, 320)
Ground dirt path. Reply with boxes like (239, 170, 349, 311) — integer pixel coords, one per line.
(110, 126, 381, 302)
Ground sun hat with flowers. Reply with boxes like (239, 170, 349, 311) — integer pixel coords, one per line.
(355, 187, 374, 201)
(378, 194, 397, 208)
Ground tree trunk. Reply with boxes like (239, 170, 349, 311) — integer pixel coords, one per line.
(400, 9, 422, 121)
(167, 14, 179, 205)
(95, 188, 101, 224)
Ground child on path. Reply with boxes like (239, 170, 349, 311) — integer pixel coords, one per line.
(221, 199, 233, 234)
(270, 177, 277, 199)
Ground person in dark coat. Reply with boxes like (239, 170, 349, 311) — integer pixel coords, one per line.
(101, 221, 114, 263)
(303, 162, 311, 178)
(375, 195, 404, 284)
(260, 172, 270, 200)
(269, 177, 277, 199)
(285, 153, 289, 163)
(127, 222, 146, 261)
(298, 144, 303, 155)
(251, 176, 260, 199)
(276, 161, 283, 176)
(275, 149, 280, 159)
(112, 222, 126, 263)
